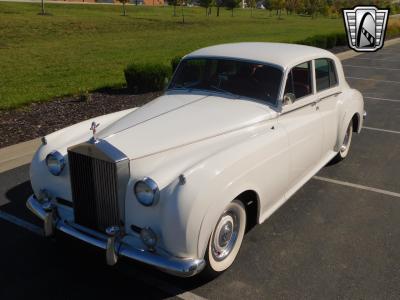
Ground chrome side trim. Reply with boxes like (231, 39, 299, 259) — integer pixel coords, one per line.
(26, 195, 206, 277)
(318, 91, 342, 102)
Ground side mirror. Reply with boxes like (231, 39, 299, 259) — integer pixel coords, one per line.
(283, 93, 296, 105)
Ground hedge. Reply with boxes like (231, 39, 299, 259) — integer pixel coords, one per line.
(124, 63, 170, 94)
(296, 33, 342, 49)
(171, 56, 182, 73)
(125, 28, 400, 94)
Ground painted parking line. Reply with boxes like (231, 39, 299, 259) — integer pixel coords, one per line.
(346, 77, 400, 84)
(348, 57, 400, 62)
(364, 96, 400, 103)
(313, 176, 400, 198)
(343, 65, 400, 71)
(363, 126, 400, 135)
(0, 210, 43, 236)
(0, 209, 207, 300)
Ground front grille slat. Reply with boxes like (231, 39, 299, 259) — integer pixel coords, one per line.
(68, 146, 122, 232)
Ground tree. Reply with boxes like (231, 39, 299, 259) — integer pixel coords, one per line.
(285, 0, 302, 15)
(169, 0, 179, 16)
(246, 0, 256, 16)
(264, 0, 273, 16)
(224, 0, 240, 16)
(40, 0, 45, 15)
(117, 0, 129, 16)
(200, 0, 213, 15)
(270, 0, 285, 18)
(215, 0, 224, 16)
(304, 0, 324, 18)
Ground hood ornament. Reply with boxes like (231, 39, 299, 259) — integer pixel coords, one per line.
(90, 121, 100, 143)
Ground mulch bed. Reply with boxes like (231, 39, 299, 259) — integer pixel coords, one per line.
(0, 90, 161, 148)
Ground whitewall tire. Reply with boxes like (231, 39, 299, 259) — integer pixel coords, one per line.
(204, 199, 246, 276)
(332, 121, 353, 163)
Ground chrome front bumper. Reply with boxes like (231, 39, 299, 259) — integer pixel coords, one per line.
(26, 194, 205, 277)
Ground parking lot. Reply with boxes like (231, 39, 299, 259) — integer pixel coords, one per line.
(1, 42, 399, 299)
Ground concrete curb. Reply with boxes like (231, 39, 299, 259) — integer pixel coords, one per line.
(1, 37, 400, 174)
(0, 138, 40, 173)
(336, 37, 400, 60)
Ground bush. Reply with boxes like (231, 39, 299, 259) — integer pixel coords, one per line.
(387, 19, 400, 38)
(171, 56, 183, 73)
(326, 33, 337, 49)
(124, 63, 171, 94)
(335, 32, 347, 46)
(312, 35, 328, 49)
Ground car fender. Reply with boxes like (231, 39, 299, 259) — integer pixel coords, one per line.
(334, 89, 364, 152)
(160, 118, 288, 259)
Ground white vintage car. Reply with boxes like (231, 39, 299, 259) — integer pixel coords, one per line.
(27, 43, 365, 277)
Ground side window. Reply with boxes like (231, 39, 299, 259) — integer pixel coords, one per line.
(329, 60, 338, 86)
(315, 58, 338, 92)
(284, 61, 312, 100)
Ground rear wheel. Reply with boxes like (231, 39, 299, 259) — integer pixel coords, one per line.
(203, 200, 246, 277)
(332, 121, 353, 163)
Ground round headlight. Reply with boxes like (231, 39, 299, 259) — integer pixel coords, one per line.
(45, 151, 65, 176)
(134, 177, 160, 207)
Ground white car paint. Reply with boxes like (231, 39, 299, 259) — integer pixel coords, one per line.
(29, 42, 364, 270)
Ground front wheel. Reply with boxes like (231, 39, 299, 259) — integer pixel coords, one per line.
(203, 200, 246, 277)
(332, 121, 353, 163)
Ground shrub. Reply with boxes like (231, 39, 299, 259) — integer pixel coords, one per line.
(295, 35, 327, 49)
(335, 32, 347, 46)
(171, 56, 183, 73)
(78, 88, 91, 102)
(387, 19, 400, 38)
(124, 63, 171, 94)
(295, 38, 314, 46)
(326, 33, 337, 49)
(313, 35, 328, 49)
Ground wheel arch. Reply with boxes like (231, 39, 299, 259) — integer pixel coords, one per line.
(334, 89, 364, 151)
(196, 186, 261, 259)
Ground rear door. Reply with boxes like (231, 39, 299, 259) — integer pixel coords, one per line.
(314, 58, 342, 155)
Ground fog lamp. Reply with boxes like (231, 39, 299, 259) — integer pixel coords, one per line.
(140, 227, 157, 251)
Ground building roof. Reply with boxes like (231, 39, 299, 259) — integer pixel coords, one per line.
(185, 42, 337, 69)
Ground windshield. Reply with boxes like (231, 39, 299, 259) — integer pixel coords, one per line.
(168, 58, 283, 105)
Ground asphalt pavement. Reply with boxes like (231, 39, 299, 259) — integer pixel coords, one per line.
(0, 42, 400, 299)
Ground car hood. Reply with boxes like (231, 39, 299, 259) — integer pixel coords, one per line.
(98, 92, 277, 160)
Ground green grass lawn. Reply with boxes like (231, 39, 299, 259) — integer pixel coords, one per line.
(0, 2, 343, 109)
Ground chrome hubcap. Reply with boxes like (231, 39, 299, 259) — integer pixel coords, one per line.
(211, 211, 239, 261)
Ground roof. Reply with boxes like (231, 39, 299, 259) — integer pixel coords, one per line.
(185, 42, 337, 69)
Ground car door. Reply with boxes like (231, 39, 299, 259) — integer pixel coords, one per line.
(278, 60, 324, 191)
(314, 58, 342, 156)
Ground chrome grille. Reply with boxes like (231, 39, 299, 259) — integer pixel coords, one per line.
(68, 141, 129, 232)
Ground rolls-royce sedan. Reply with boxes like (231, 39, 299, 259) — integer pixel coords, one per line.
(27, 42, 365, 277)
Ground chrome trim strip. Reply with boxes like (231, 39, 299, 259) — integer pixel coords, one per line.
(26, 195, 206, 277)
(318, 91, 342, 102)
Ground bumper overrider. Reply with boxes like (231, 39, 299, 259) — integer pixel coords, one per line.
(26, 194, 205, 277)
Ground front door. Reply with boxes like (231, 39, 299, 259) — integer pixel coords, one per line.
(278, 61, 324, 190)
